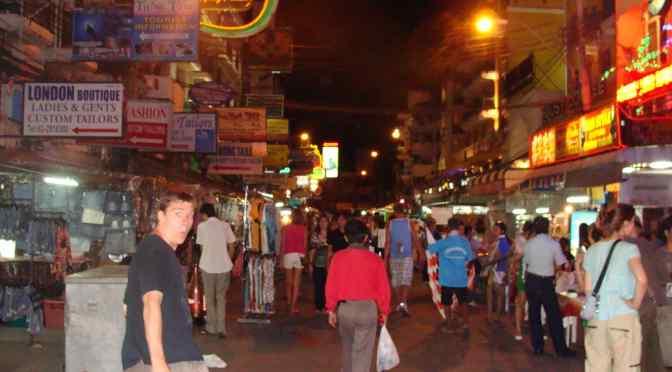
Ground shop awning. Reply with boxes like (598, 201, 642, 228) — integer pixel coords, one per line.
(468, 169, 529, 196)
(524, 145, 672, 187)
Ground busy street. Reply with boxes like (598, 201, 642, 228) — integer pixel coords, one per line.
(2, 0, 672, 371)
(1, 267, 585, 372)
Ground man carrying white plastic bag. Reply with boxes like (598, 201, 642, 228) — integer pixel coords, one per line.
(326, 219, 392, 372)
(377, 325, 400, 371)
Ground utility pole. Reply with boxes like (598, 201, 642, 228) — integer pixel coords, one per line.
(576, 0, 592, 111)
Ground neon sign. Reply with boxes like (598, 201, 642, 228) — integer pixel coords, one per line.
(530, 105, 618, 167)
(618, 64, 672, 102)
(200, 0, 279, 38)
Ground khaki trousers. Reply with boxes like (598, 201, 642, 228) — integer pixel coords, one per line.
(585, 313, 642, 372)
(337, 300, 378, 372)
(202, 271, 231, 334)
(125, 360, 209, 372)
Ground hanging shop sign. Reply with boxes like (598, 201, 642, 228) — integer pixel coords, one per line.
(168, 113, 217, 153)
(267, 118, 289, 142)
(72, 0, 199, 62)
(214, 107, 266, 142)
(207, 155, 263, 175)
(1, 83, 23, 123)
(189, 82, 235, 106)
(322, 142, 339, 178)
(246, 28, 293, 72)
(219, 141, 267, 157)
(529, 105, 619, 168)
(23, 82, 123, 137)
(617, 63, 672, 103)
(82, 100, 170, 149)
(263, 144, 289, 168)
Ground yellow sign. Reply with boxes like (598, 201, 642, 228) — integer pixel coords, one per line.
(617, 64, 672, 102)
(267, 119, 289, 142)
(263, 144, 289, 167)
(530, 105, 617, 167)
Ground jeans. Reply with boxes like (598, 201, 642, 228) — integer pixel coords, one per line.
(34, 183, 69, 212)
(81, 190, 106, 211)
(69, 223, 106, 240)
(12, 183, 33, 200)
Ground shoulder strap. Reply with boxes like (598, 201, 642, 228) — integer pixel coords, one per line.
(592, 239, 620, 297)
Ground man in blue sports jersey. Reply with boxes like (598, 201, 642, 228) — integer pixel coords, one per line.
(428, 217, 475, 333)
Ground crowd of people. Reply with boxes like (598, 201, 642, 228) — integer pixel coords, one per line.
(119, 191, 672, 372)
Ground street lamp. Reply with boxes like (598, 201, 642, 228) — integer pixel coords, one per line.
(300, 132, 310, 142)
(475, 15, 495, 34)
(475, 12, 503, 132)
(370, 150, 379, 158)
(391, 128, 401, 140)
(360, 170, 368, 176)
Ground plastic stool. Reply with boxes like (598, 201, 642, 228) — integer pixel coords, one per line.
(563, 316, 578, 345)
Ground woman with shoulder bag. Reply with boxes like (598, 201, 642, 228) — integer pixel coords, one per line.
(582, 204, 648, 372)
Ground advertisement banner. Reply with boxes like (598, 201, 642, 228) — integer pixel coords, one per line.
(264, 144, 289, 167)
(208, 155, 263, 175)
(72, 0, 199, 61)
(219, 142, 267, 157)
(530, 105, 619, 168)
(168, 113, 217, 153)
(82, 100, 171, 149)
(1, 83, 23, 123)
(215, 107, 266, 142)
(23, 82, 123, 137)
(267, 118, 288, 142)
(322, 143, 339, 178)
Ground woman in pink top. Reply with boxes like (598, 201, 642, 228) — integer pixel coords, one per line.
(281, 209, 308, 314)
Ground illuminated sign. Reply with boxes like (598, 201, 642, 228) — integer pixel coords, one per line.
(322, 142, 339, 178)
(530, 105, 619, 167)
(617, 64, 672, 102)
(200, 0, 279, 38)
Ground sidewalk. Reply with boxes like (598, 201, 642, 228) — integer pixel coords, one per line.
(1, 272, 585, 372)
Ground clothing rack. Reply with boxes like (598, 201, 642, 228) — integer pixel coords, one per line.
(237, 185, 275, 325)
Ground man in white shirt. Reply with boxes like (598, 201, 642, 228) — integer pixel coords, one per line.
(197, 203, 236, 339)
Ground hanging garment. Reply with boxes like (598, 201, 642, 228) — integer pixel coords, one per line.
(52, 223, 72, 281)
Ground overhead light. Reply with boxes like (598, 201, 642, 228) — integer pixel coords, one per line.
(481, 70, 499, 80)
(535, 207, 550, 214)
(512, 208, 527, 215)
(650, 161, 672, 170)
(399, 198, 405, 204)
(564, 205, 575, 214)
(566, 195, 589, 204)
(44, 176, 79, 187)
(622, 166, 635, 174)
(361, 210, 367, 216)
(274, 202, 285, 208)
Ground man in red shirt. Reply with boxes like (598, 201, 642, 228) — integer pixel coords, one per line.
(326, 219, 391, 372)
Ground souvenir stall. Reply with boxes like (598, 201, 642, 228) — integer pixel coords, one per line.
(238, 186, 279, 324)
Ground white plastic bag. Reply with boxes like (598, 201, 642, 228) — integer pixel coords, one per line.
(377, 325, 400, 371)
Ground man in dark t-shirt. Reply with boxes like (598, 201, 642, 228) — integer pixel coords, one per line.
(328, 213, 349, 253)
(122, 192, 208, 372)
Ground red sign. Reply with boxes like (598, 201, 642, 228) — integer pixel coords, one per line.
(80, 100, 171, 149)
